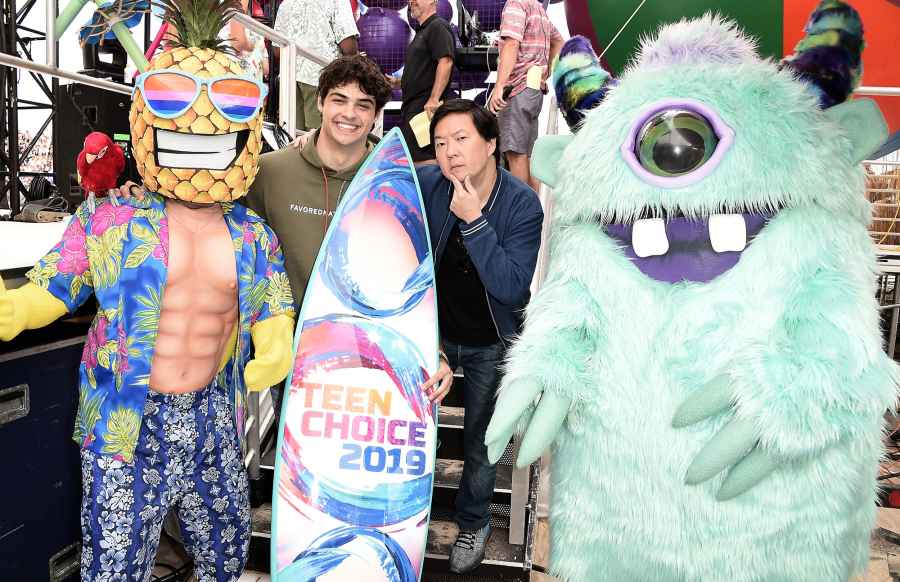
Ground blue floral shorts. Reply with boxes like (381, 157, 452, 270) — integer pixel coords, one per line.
(79, 379, 250, 582)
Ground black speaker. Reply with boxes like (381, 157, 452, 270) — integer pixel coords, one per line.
(52, 83, 140, 198)
(0, 336, 85, 582)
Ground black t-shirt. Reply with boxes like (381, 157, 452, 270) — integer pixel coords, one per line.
(400, 14, 455, 119)
(436, 224, 500, 346)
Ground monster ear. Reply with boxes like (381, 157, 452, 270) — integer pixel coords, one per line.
(826, 98, 888, 164)
(531, 135, 574, 188)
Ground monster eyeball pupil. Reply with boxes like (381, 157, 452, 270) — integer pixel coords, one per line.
(652, 129, 706, 174)
(637, 110, 718, 177)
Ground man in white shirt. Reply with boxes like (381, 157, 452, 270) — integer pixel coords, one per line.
(275, 0, 360, 130)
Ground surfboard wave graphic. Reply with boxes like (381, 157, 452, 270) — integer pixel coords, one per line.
(322, 138, 432, 319)
(273, 128, 437, 580)
(280, 428, 432, 527)
(294, 315, 433, 423)
(281, 526, 417, 582)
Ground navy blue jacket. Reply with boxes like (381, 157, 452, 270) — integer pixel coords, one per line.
(417, 165, 544, 345)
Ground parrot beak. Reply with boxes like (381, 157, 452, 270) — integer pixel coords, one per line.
(97, 146, 108, 160)
(86, 153, 97, 164)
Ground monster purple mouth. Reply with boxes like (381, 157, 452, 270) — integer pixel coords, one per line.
(604, 211, 774, 283)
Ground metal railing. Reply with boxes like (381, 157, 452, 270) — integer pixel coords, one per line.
(857, 86, 900, 97)
(231, 13, 331, 137)
(0, 52, 132, 95)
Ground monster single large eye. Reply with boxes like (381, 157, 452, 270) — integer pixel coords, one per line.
(621, 99, 735, 189)
(634, 110, 719, 177)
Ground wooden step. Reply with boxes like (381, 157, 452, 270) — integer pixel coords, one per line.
(434, 458, 512, 494)
(438, 405, 465, 429)
(426, 519, 526, 568)
(250, 503, 271, 539)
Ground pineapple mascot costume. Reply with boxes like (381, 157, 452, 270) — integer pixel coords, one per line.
(0, 1, 295, 580)
(486, 3, 899, 581)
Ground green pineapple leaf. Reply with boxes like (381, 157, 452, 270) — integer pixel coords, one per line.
(157, 0, 240, 55)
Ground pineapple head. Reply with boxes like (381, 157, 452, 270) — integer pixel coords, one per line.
(130, 0, 264, 203)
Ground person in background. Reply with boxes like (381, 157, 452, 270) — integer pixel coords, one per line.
(229, 0, 269, 80)
(488, 0, 563, 192)
(419, 99, 544, 573)
(396, 0, 455, 165)
(275, 0, 359, 131)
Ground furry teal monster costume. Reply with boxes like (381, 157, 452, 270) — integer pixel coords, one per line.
(485, 10, 897, 582)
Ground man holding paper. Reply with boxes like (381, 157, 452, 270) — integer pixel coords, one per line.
(398, 0, 455, 165)
(488, 0, 563, 191)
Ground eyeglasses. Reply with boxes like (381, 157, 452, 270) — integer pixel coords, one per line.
(133, 70, 269, 124)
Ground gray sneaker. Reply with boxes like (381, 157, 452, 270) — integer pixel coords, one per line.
(448, 523, 491, 574)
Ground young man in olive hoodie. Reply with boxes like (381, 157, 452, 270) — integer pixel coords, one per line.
(245, 55, 385, 308)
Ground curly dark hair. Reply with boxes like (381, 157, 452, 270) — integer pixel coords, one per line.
(317, 55, 392, 112)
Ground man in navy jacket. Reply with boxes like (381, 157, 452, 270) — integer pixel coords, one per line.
(419, 99, 543, 573)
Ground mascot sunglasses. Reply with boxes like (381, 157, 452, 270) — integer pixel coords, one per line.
(133, 70, 269, 124)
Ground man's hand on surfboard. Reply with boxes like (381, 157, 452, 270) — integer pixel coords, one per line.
(485, 378, 571, 469)
(422, 355, 453, 404)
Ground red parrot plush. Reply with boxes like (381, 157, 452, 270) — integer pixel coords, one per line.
(76, 131, 125, 199)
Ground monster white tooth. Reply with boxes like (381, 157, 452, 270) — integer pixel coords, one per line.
(708, 213, 747, 253)
(632, 218, 669, 258)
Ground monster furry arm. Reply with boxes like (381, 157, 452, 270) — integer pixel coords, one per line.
(672, 98, 897, 501)
(485, 270, 602, 468)
(674, 234, 899, 501)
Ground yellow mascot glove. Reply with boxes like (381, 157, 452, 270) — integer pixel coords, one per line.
(244, 313, 295, 391)
(0, 279, 68, 342)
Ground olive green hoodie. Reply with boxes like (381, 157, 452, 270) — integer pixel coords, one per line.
(245, 130, 373, 308)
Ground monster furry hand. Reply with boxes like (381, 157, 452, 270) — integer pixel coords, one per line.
(484, 276, 600, 468)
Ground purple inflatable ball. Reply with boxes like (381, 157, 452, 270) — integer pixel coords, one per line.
(357, 7, 412, 75)
(408, 0, 453, 30)
(366, 0, 408, 9)
(460, 0, 504, 32)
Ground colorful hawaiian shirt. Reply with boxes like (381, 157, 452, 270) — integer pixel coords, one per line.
(26, 193, 295, 462)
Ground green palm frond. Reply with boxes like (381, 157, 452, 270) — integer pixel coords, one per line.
(248, 279, 267, 315)
(86, 225, 128, 288)
(134, 286, 162, 345)
(102, 407, 141, 461)
(157, 0, 240, 54)
(74, 389, 105, 443)
(265, 271, 292, 314)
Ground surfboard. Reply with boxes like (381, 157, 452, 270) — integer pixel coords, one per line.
(270, 128, 438, 582)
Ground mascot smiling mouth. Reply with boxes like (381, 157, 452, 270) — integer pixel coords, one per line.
(603, 210, 777, 284)
(154, 128, 251, 170)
